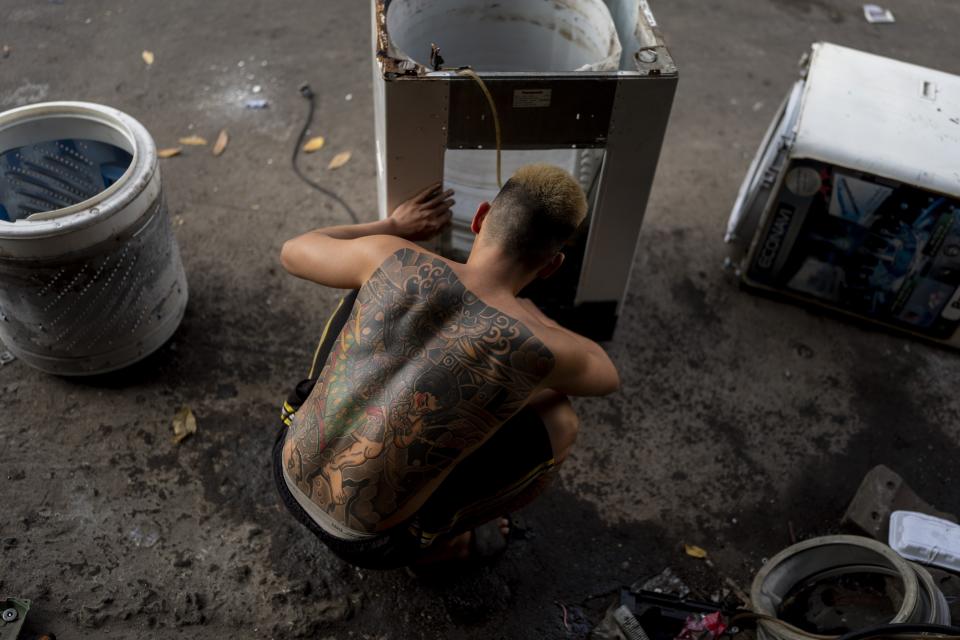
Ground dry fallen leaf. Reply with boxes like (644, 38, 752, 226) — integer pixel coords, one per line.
(212, 129, 229, 156)
(302, 136, 325, 153)
(328, 150, 352, 170)
(171, 406, 197, 444)
(178, 135, 208, 146)
(684, 544, 708, 559)
(157, 147, 182, 159)
(142, 50, 155, 66)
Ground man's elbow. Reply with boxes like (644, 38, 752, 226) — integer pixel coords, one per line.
(280, 239, 301, 276)
(583, 353, 620, 396)
(600, 367, 621, 396)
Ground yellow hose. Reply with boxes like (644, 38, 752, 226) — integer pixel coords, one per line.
(455, 68, 502, 188)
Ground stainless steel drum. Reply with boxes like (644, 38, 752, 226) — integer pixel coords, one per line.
(0, 101, 187, 375)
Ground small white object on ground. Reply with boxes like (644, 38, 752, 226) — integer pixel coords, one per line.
(863, 4, 895, 23)
(252, 85, 262, 93)
(889, 510, 960, 573)
(345, 93, 353, 101)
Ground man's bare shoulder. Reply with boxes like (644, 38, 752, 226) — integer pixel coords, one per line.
(482, 298, 568, 361)
(498, 299, 597, 384)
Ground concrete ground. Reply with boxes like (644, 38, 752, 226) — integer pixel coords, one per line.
(2, 0, 960, 638)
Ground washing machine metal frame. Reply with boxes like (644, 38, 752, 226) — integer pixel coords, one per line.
(371, 0, 678, 340)
(727, 42, 960, 346)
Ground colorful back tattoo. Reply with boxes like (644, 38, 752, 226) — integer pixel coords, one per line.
(284, 248, 555, 531)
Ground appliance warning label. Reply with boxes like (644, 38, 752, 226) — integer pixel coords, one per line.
(513, 89, 552, 108)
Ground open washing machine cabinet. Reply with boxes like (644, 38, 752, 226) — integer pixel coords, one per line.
(372, 0, 678, 340)
(727, 43, 960, 346)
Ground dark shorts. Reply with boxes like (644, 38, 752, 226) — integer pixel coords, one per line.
(273, 291, 556, 570)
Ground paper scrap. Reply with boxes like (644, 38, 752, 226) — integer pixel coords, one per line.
(684, 544, 708, 559)
(328, 150, 352, 170)
(157, 147, 182, 159)
(178, 135, 208, 146)
(863, 4, 895, 23)
(142, 50, 155, 65)
(302, 136, 325, 153)
(212, 129, 229, 156)
(171, 406, 197, 443)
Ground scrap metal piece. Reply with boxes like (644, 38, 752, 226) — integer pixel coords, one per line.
(842, 464, 957, 541)
(0, 598, 29, 640)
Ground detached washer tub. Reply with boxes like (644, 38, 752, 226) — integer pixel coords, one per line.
(751, 535, 951, 640)
(0, 101, 187, 375)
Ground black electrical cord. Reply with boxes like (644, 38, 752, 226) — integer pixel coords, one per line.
(837, 622, 960, 640)
(292, 83, 359, 224)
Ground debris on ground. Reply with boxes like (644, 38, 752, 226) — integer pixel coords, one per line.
(684, 544, 708, 559)
(302, 136, 325, 153)
(863, 4, 895, 23)
(842, 465, 957, 541)
(675, 611, 727, 640)
(128, 524, 161, 548)
(634, 567, 691, 598)
(0, 350, 16, 366)
(212, 129, 229, 156)
(157, 147, 182, 159)
(328, 150, 352, 169)
(591, 589, 724, 640)
(244, 99, 269, 109)
(141, 49, 155, 65)
(555, 600, 592, 636)
(889, 510, 960, 572)
(722, 577, 750, 606)
(1, 598, 30, 638)
(2, 45, 10, 59)
(345, 93, 353, 101)
(172, 406, 197, 444)
(178, 135, 207, 146)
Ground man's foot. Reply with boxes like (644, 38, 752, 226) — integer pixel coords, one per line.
(410, 517, 510, 571)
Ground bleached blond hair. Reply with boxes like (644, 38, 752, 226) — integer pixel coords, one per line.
(483, 164, 588, 267)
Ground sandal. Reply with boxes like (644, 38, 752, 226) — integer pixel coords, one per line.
(405, 516, 511, 578)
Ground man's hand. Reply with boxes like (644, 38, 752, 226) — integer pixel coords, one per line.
(390, 182, 455, 241)
(280, 181, 454, 288)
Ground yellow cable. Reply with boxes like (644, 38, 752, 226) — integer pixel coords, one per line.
(455, 68, 502, 188)
(307, 296, 346, 378)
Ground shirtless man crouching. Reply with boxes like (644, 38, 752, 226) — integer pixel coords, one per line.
(274, 164, 620, 569)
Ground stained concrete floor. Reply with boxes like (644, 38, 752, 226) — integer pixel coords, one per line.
(2, 0, 960, 638)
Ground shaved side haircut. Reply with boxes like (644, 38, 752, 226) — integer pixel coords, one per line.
(484, 164, 589, 268)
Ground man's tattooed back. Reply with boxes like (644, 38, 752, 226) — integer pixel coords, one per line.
(283, 248, 556, 532)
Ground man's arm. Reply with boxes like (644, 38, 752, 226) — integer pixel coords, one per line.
(519, 299, 620, 397)
(280, 183, 454, 288)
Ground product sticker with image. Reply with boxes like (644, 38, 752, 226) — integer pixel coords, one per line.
(749, 159, 960, 339)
